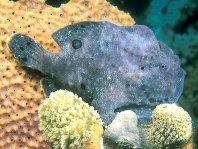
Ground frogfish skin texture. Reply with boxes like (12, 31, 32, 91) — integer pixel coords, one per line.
(8, 21, 185, 125)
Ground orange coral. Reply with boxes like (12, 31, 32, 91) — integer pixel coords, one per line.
(85, 124, 104, 149)
(0, 0, 134, 148)
(182, 140, 193, 149)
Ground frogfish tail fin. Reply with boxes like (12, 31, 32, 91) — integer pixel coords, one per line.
(8, 34, 46, 71)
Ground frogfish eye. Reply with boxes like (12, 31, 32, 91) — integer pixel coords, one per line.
(72, 39, 82, 49)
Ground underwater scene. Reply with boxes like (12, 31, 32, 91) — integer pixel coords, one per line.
(0, 0, 197, 148)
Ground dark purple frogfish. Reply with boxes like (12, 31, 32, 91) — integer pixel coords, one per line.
(8, 21, 185, 125)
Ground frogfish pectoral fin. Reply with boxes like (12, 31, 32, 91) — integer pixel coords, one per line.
(41, 77, 63, 97)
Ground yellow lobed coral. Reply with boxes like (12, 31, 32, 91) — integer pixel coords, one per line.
(143, 104, 192, 149)
(39, 90, 103, 149)
(0, 0, 134, 148)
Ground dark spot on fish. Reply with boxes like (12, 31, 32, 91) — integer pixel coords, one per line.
(141, 84, 146, 91)
(148, 98, 156, 103)
(80, 83, 86, 90)
(144, 91, 150, 98)
(125, 82, 130, 88)
(141, 66, 144, 70)
(20, 57, 28, 62)
(161, 64, 167, 69)
(20, 46, 24, 51)
(26, 41, 31, 46)
(72, 39, 82, 49)
(164, 98, 169, 102)
(143, 56, 148, 59)
(111, 64, 115, 68)
(123, 48, 128, 52)
(81, 24, 85, 28)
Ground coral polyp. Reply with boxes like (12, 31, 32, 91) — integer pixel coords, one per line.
(38, 90, 103, 149)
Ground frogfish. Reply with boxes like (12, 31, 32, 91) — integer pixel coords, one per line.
(8, 21, 185, 125)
